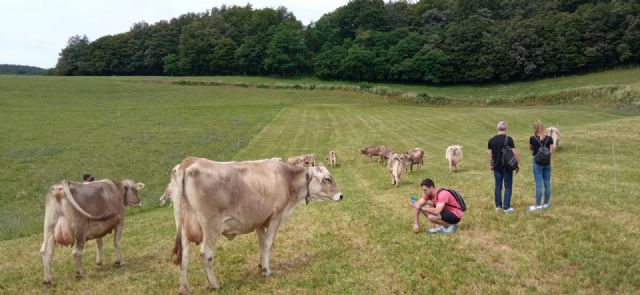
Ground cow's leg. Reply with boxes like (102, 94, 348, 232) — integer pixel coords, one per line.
(95, 237, 103, 265)
(260, 219, 283, 276)
(41, 227, 55, 287)
(256, 227, 267, 269)
(179, 228, 191, 295)
(113, 222, 124, 267)
(72, 239, 86, 279)
(199, 225, 221, 291)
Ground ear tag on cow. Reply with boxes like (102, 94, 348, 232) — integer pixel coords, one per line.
(136, 183, 145, 191)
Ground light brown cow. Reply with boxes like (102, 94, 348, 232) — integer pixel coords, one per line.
(286, 156, 305, 167)
(169, 157, 343, 294)
(40, 179, 144, 287)
(445, 145, 463, 173)
(546, 127, 561, 149)
(327, 150, 337, 167)
(287, 154, 315, 167)
(387, 153, 407, 187)
(403, 147, 424, 172)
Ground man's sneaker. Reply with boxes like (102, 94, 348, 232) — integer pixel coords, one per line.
(504, 208, 515, 214)
(439, 225, 457, 234)
(528, 205, 542, 211)
(542, 204, 550, 209)
(425, 226, 441, 234)
(495, 207, 502, 212)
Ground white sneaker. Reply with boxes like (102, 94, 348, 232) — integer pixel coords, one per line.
(542, 204, 550, 209)
(495, 207, 502, 212)
(528, 205, 543, 211)
(425, 226, 442, 234)
(504, 208, 515, 214)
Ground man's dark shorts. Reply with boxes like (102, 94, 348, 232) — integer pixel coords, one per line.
(441, 210, 461, 224)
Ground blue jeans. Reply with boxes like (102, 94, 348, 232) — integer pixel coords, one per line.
(532, 157, 552, 205)
(493, 168, 513, 209)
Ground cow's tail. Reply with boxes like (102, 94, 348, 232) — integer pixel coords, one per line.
(61, 181, 114, 221)
(172, 227, 182, 265)
(171, 161, 188, 266)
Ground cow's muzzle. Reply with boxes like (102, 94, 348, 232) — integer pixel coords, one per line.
(334, 194, 343, 201)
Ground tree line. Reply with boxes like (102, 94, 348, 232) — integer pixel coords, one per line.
(0, 64, 46, 75)
(54, 0, 640, 83)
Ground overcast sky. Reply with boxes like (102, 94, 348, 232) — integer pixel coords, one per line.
(0, 0, 347, 69)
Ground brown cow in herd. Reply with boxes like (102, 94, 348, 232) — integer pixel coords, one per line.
(165, 157, 343, 294)
(327, 150, 337, 167)
(403, 147, 424, 172)
(40, 179, 144, 287)
(360, 145, 393, 164)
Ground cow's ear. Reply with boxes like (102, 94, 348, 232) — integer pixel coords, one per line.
(136, 183, 145, 191)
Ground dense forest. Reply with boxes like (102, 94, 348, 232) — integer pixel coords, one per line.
(54, 0, 640, 83)
(0, 64, 46, 75)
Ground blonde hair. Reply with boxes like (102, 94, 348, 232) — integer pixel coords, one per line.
(533, 120, 545, 139)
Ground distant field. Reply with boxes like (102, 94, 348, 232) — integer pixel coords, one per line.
(0, 75, 638, 294)
(116, 66, 640, 101)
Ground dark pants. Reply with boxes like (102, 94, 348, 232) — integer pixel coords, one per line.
(493, 168, 513, 209)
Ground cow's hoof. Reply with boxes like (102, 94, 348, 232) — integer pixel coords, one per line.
(260, 268, 271, 276)
(206, 285, 219, 292)
(114, 261, 123, 268)
(95, 261, 102, 266)
(178, 287, 191, 295)
(44, 281, 52, 288)
(75, 273, 83, 279)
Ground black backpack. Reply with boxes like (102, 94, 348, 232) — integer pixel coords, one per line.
(438, 188, 467, 212)
(500, 136, 518, 171)
(534, 136, 551, 165)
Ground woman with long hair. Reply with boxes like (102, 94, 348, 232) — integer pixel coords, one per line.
(528, 120, 555, 211)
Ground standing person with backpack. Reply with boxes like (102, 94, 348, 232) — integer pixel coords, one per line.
(411, 178, 464, 234)
(528, 120, 555, 211)
(488, 121, 520, 213)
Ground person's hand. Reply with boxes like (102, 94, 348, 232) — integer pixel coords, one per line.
(490, 165, 494, 171)
(515, 167, 520, 174)
(412, 223, 420, 233)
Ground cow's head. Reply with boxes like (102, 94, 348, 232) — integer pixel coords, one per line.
(122, 179, 144, 207)
(307, 166, 343, 202)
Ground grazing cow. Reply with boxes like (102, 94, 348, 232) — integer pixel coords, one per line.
(445, 145, 463, 173)
(359, 145, 391, 164)
(170, 157, 343, 294)
(327, 150, 337, 167)
(286, 155, 305, 167)
(40, 179, 144, 287)
(379, 146, 395, 166)
(287, 154, 315, 167)
(387, 153, 407, 187)
(403, 148, 425, 172)
(546, 127, 561, 149)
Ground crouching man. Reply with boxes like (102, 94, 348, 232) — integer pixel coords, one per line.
(412, 178, 464, 234)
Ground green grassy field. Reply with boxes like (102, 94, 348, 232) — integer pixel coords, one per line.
(0, 73, 638, 294)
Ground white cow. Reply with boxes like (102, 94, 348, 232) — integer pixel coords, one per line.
(546, 127, 561, 149)
(445, 145, 463, 173)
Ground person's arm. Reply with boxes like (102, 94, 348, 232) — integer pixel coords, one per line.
(423, 202, 445, 215)
(412, 196, 428, 233)
(529, 144, 533, 152)
(488, 149, 493, 170)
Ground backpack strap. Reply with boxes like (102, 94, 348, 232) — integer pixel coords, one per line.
(437, 188, 462, 211)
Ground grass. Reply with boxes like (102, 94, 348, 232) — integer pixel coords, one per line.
(0, 74, 639, 294)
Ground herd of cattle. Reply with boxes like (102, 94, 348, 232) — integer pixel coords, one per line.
(39, 127, 560, 293)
